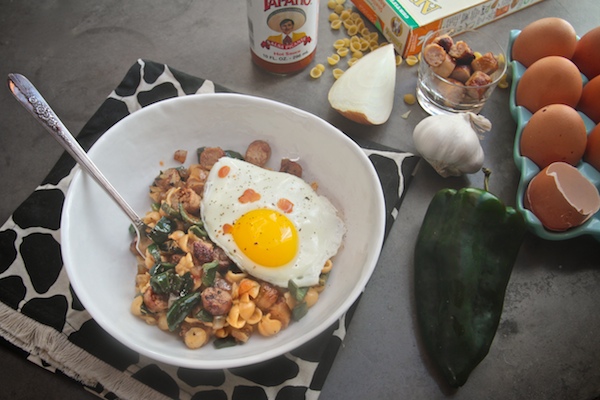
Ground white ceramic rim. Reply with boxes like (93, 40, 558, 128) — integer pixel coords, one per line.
(60, 93, 386, 369)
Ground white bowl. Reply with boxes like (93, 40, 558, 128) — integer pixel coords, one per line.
(61, 93, 386, 369)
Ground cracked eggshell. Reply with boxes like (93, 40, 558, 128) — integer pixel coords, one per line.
(328, 43, 396, 125)
(525, 162, 600, 231)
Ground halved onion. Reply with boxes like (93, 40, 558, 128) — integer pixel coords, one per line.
(327, 43, 396, 125)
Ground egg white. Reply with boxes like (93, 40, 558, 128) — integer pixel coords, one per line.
(201, 157, 345, 288)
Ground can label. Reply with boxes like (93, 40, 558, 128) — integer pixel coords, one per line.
(247, 0, 318, 65)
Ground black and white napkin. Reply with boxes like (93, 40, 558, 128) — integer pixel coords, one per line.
(0, 59, 419, 400)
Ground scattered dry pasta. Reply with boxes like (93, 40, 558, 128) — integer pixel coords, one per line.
(403, 93, 417, 105)
(333, 39, 346, 49)
(405, 55, 419, 66)
(352, 50, 364, 59)
(310, 67, 323, 78)
(347, 25, 358, 36)
(336, 47, 349, 57)
(327, 54, 341, 65)
(312, 3, 404, 77)
(498, 74, 509, 89)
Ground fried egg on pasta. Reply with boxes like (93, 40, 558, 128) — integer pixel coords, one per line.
(201, 157, 345, 288)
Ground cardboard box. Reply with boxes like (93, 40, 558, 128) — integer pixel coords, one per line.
(351, 0, 545, 57)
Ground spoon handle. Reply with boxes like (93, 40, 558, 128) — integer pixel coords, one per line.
(7, 73, 145, 230)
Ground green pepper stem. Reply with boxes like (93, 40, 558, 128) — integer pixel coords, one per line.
(482, 168, 491, 192)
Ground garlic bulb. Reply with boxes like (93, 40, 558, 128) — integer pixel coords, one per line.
(412, 112, 491, 177)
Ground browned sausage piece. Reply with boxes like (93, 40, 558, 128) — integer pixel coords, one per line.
(213, 277, 232, 292)
(170, 187, 201, 215)
(201, 287, 233, 316)
(448, 41, 475, 64)
(245, 140, 271, 167)
(471, 52, 499, 75)
(213, 246, 233, 269)
(153, 168, 184, 190)
(422, 43, 448, 67)
(268, 297, 291, 329)
(433, 34, 454, 52)
(191, 239, 216, 265)
(143, 288, 169, 313)
(279, 158, 303, 177)
(255, 282, 280, 311)
(431, 53, 456, 78)
(173, 149, 188, 164)
(436, 78, 466, 106)
(465, 71, 493, 99)
(449, 64, 473, 83)
(199, 147, 225, 170)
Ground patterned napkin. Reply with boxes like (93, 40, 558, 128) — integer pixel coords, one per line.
(0, 59, 419, 400)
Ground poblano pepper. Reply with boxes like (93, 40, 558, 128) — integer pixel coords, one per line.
(414, 170, 526, 388)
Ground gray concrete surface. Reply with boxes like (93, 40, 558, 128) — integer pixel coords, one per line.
(1, 0, 599, 399)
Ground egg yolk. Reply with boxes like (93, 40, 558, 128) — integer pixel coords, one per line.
(231, 208, 298, 268)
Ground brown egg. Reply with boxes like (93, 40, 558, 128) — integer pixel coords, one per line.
(512, 18, 578, 68)
(525, 162, 600, 231)
(572, 26, 600, 79)
(516, 56, 583, 113)
(577, 75, 600, 124)
(520, 104, 587, 168)
(584, 123, 600, 171)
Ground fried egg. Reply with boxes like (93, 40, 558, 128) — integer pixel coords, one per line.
(201, 157, 345, 288)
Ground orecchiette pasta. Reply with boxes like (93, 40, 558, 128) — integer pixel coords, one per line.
(131, 146, 337, 350)
(157, 312, 169, 331)
(130, 295, 144, 317)
(230, 326, 253, 343)
(258, 314, 282, 337)
(143, 210, 161, 225)
(238, 297, 256, 321)
(175, 252, 194, 275)
(304, 288, 320, 308)
(135, 273, 150, 292)
(322, 259, 333, 274)
(184, 327, 209, 349)
(225, 270, 247, 283)
(238, 278, 260, 299)
(227, 304, 247, 329)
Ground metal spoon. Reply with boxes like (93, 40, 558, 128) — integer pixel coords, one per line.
(7, 73, 150, 259)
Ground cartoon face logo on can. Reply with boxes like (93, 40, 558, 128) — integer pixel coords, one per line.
(247, 0, 318, 71)
(261, 7, 312, 50)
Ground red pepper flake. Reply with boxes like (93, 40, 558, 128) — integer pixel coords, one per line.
(218, 165, 231, 178)
(277, 198, 294, 213)
(223, 223, 233, 234)
(239, 188, 261, 204)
